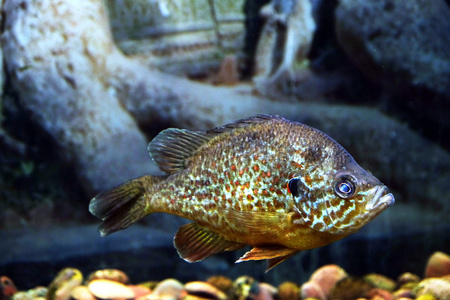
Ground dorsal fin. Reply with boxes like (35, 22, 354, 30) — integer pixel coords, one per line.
(148, 115, 286, 175)
(148, 128, 212, 174)
(207, 114, 285, 134)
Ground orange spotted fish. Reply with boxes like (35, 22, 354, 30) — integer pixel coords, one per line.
(89, 115, 394, 271)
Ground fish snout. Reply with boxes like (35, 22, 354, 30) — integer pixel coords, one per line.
(366, 185, 395, 212)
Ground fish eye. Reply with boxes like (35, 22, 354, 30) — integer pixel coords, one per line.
(288, 178, 300, 197)
(334, 176, 356, 198)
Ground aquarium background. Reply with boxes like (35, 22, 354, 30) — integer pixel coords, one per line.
(1, 0, 449, 296)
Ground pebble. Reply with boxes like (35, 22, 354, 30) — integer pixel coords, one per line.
(425, 252, 450, 278)
(398, 272, 421, 286)
(1, 276, 17, 297)
(366, 288, 394, 300)
(309, 264, 348, 297)
(300, 280, 326, 300)
(128, 285, 151, 299)
(277, 281, 300, 300)
(47, 268, 83, 300)
(206, 275, 233, 297)
(150, 279, 186, 299)
(3, 254, 450, 300)
(70, 286, 96, 300)
(185, 281, 227, 300)
(86, 269, 129, 284)
(414, 278, 450, 300)
(88, 279, 135, 299)
(364, 274, 397, 292)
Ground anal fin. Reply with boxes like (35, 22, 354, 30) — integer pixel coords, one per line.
(236, 245, 299, 272)
(174, 223, 245, 263)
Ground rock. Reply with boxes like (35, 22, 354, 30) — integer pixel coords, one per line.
(309, 264, 348, 297)
(233, 276, 260, 300)
(70, 286, 96, 300)
(416, 295, 437, 300)
(185, 281, 227, 300)
(413, 278, 450, 300)
(255, 283, 277, 300)
(366, 288, 394, 300)
(150, 279, 186, 299)
(397, 272, 421, 286)
(86, 269, 129, 284)
(300, 281, 325, 300)
(47, 268, 83, 300)
(425, 252, 450, 278)
(335, 0, 450, 98)
(2, 0, 159, 194)
(363, 274, 396, 292)
(128, 286, 151, 299)
(335, 0, 450, 146)
(329, 277, 373, 300)
(277, 281, 300, 300)
(205, 276, 233, 297)
(0, 276, 17, 298)
(88, 279, 135, 299)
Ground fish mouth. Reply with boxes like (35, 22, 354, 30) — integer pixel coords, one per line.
(366, 185, 395, 211)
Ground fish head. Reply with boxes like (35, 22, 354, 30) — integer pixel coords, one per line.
(289, 160, 395, 235)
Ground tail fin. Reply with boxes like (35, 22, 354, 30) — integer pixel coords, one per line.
(89, 175, 165, 236)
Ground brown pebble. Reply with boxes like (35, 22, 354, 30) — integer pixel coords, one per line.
(88, 279, 135, 299)
(185, 281, 227, 300)
(397, 272, 421, 286)
(425, 251, 450, 278)
(277, 281, 300, 300)
(206, 276, 233, 297)
(86, 269, 129, 284)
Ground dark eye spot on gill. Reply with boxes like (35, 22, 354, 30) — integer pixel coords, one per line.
(288, 178, 300, 197)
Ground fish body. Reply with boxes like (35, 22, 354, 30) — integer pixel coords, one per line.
(89, 115, 394, 270)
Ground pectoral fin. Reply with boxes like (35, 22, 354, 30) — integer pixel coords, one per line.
(236, 245, 299, 272)
(174, 223, 245, 263)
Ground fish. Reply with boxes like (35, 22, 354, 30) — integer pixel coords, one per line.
(89, 115, 395, 271)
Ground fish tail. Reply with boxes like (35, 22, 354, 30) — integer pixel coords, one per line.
(89, 175, 165, 237)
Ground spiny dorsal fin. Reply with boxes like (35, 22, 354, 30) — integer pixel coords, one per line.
(174, 223, 245, 262)
(207, 114, 285, 134)
(148, 129, 212, 174)
(148, 115, 286, 175)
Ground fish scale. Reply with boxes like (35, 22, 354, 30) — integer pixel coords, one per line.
(89, 115, 394, 271)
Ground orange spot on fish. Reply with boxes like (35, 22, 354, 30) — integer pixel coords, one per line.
(239, 169, 244, 176)
(253, 165, 260, 172)
(305, 175, 312, 184)
(231, 165, 236, 171)
(247, 195, 254, 201)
